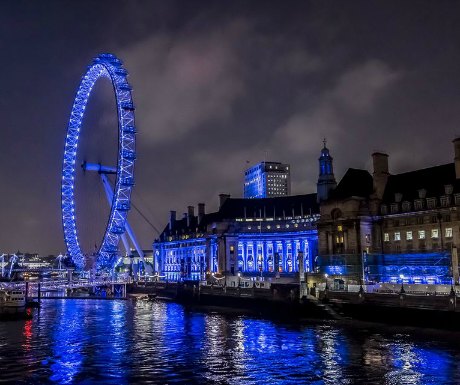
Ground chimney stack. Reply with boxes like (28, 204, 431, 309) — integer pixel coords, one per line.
(372, 152, 389, 199)
(187, 206, 194, 227)
(219, 193, 230, 208)
(453, 138, 460, 179)
(169, 210, 176, 231)
(198, 203, 205, 223)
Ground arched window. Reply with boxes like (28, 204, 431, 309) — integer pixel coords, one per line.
(331, 208, 342, 220)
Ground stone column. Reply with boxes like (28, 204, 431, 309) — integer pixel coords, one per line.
(263, 241, 268, 272)
(306, 239, 313, 273)
(247, 242, 253, 273)
(243, 241, 248, 272)
(205, 239, 212, 275)
(283, 240, 288, 272)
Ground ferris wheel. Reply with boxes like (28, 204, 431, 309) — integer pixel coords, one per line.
(61, 53, 145, 270)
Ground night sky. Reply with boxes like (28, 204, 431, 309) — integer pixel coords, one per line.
(1, 0, 460, 255)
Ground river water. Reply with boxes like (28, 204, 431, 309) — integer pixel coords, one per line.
(0, 299, 460, 384)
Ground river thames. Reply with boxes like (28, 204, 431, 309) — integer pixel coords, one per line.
(1, 299, 460, 384)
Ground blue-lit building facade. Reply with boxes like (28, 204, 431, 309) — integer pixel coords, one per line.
(153, 194, 319, 281)
(234, 232, 317, 274)
(153, 205, 218, 281)
(154, 235, 218, 281)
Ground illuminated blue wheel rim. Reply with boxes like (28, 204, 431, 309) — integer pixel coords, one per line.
(61, 53, 136, 269)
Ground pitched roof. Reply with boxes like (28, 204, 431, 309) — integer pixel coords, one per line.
(217, 193, 319, 220)
(382, 163, 459, 202)
(330, 168, 373, 200)
(158, 193, 319, 239)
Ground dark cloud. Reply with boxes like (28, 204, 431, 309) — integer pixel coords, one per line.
(121, 19, 248, 143)
(1, 1, 460, 254)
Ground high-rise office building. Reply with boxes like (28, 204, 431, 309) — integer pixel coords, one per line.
(244, 161, 291, 198)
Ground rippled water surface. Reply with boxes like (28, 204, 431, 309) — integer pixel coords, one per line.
(1, 299, 460, 384)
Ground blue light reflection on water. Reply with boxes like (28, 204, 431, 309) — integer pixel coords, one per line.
(385, 338, 452, 385)
(49, 300, 85, 384)
(0, 299, 460, 384)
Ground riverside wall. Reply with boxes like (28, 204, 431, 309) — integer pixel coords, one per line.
(128, 281, 460, 329)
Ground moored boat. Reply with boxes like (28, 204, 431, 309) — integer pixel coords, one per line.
(0, 289, 26, 313)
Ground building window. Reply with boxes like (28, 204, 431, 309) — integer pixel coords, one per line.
(394, 232, 401, 241)
(431, 229, 439, 238)
(402, 201, 411, 212)
(446, 228, 453, 238)
(381, 205, 388, 215)
(455, 194, 460, 206)
(427, 198, 436, 209)
(431, 216, 438, 224)
(331, 209, 343, 220)
(416, 217, 424, 225)
(391, 203, 399, 213)
(440, 196, 451, 207)
(418, 230, 426, 239)
(445, 184, 454, 195)
(384, 233, 390, 242)
(406, 231, 413, 241)
(414, 199, 423, 210)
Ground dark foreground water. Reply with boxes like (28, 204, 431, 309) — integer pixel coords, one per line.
(1, 300, 460, 384)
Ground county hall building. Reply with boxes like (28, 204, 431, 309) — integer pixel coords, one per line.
(154, 139, 460, 287)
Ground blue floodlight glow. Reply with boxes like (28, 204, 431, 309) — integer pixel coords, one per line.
(365, 252, 452, 284)
(61, 53, 136, 269)
(155, 231, 317, 281)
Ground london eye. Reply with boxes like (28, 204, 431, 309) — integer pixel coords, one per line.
(61, 53, 140, 270)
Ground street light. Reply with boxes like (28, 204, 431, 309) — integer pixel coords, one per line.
(399, 274, 405, 294)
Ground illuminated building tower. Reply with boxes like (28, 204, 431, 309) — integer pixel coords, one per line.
(244, 161, 291, 199)
(316, 139, 337, 202)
